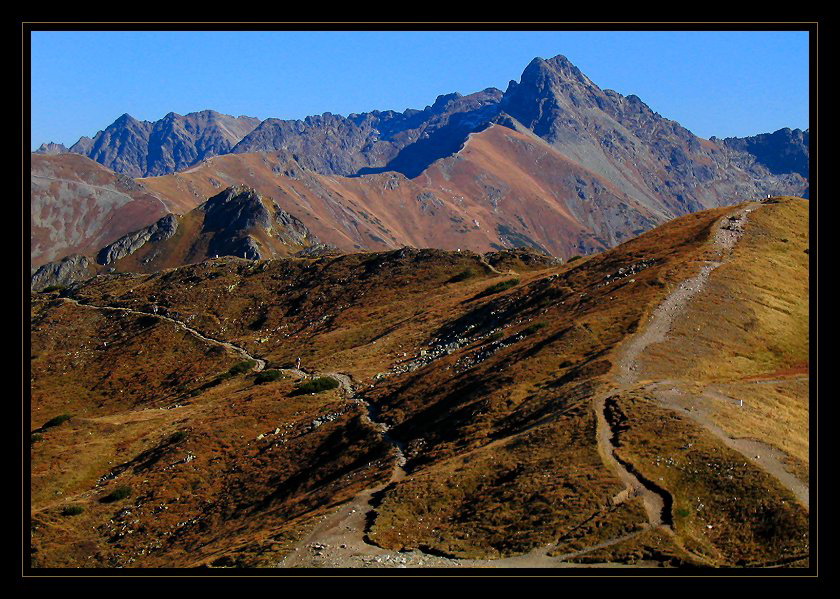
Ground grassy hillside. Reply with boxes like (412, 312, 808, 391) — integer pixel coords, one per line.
(29, 199, 809, 568)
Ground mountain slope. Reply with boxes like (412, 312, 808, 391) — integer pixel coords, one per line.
(29, 197, 809, 568)
(498, 55, 807, 217)
(33, 54, 807, 275)
(30, 154, 172, 271)
(46, 55, 807, 213)
(138, 123, 658, 259)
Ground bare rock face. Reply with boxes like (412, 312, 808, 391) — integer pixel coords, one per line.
(232, 88, 504, 177)
(201, 186, 318, 259)
(34, 142, 68, 154)
(201, 186, 272, 259)
(31, 254, 94, 291)
(497, 55, 808, 217)
(201, 186, 273, 232)
(67, 111, 261, 177)
(96, 214, 179, 265)
(718, 128, 809, 196)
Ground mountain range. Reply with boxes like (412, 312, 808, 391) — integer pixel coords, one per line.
(28, 52, 811, 570)
(32, 55, 808, 281)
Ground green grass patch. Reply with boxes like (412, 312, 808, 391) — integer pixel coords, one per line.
(254, 369, 286, 384)
(100, 485, 132, 504)
(41, 413, 72, 430)
(293, 376, 340, 395)
(477, 278, 520, 298)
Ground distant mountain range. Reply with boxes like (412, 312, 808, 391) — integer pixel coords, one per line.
(717, 127, 809, 187)
(32, 54, 809, 277)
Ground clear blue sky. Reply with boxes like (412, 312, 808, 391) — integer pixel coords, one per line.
(30, 30, 810, 150)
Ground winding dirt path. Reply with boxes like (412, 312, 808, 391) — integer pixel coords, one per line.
(651, 382, 809, 509)
(276, 368, 669, 568)
(276, 368, 410, 568)
(593, 392, 667, 527)
(275, 208, 771, 568)
(583, 204, 772, 565)
(598, 202, 807, 515)
(58, 296, 265, 371)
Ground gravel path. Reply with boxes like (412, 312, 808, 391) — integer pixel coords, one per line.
(606, 203, 808, 510)
(582, 204, 772, 567)
(58, 296, 266, 371)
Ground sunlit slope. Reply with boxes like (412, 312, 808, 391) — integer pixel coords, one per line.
(139, 125, 658, 259)
(30, 199, 809, 568)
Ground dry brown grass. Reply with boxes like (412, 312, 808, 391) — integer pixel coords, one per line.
(636, 197, 809, 485)
(29, 199, 809, 567)
(608, 391, 808, 566)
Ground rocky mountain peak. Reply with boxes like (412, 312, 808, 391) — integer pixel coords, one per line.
(34, 142, 68, 155)
(430, 92, 464, 113)
(519, 55, 593, 89)
(113, 113, 144, 127)
(201, 186, 271, 232)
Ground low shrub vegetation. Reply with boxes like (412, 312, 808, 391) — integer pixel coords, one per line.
(477, 278, 520, 298)
(41, 413, 72, 430)
(255, 369, 285, 384)
(192, 360, 258, 394)
(61, 505, 85, 516)
(228, 360, 257, 376)
(522, 322, 547, 336)
(100, 485, 132, 504)
(448, 268, 474, 283)
(169, 431, 188, 444)
(293, 376, 340, 395)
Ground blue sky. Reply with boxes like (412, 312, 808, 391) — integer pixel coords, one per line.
(30, 30, 810, 150)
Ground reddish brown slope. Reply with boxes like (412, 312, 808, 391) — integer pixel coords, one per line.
(30, 154, 174, 270)
(139, 125, 659, 259)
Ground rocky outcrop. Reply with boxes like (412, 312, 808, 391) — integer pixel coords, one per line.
(719, 128, 809, 181)
(31, 254, 94, 291)
(34, 142, 68, 154)
(201, 186, 318, 259)
(96, 214, 179, 265)
(66, 111, 261, 177)
(232, 88, 503, 177)
(202, 186, 272, 232)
